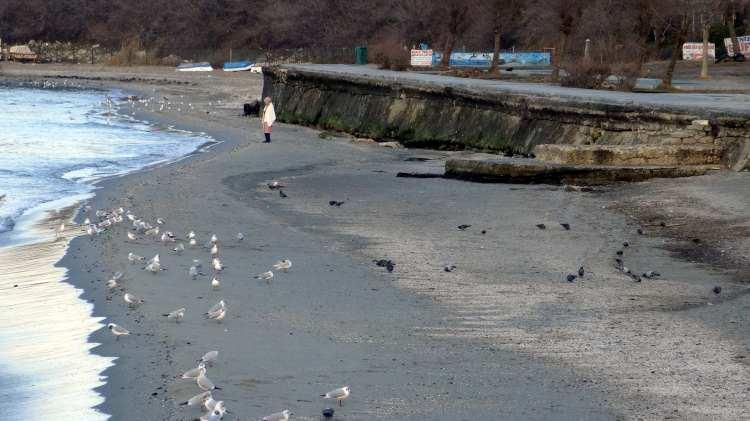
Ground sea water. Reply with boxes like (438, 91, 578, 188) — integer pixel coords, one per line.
(0, 86, 210, 419)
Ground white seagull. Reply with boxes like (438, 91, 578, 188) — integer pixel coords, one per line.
(262, 410, 292, 421)
(198, 350, 219, 365)
(321, 385, 351, 407)
(123, 293, 144, 308)
(107, 323, 130, 340)
(272, 259, 292, 272)
(255, 271, 274, 283)
(164, 307, 185, 322)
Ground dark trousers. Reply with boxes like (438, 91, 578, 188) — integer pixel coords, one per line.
(264, 133, 271, 143)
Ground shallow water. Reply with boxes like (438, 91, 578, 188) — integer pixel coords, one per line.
(0, 87, 206, 246)
(0, 87, 211, 419)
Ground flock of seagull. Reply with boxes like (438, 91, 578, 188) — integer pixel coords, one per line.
(72, 204, 350, 420)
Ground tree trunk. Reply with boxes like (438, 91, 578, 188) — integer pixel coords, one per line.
(700, 23, 709, 79)
(662, 25, 687, 89)
(551, 32, 568, 82)
(490, 29, 501, 73)
(728, 5, 741, 56)
(440, 33, 455, 68)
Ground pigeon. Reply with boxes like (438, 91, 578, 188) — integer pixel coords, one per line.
(163, 307, 186, 322)
(107, 323, 130, 340)
(255, 271, 274, 282)
(262, 410, 293, 421)
(322, 408, 335, 419)
(329, 201, 345, 207)
(560, 223, 571, 231)
(279, 190, 288, 198)
(444, 265, 457, 273)
(623, 241, 630, 247)
(578, 266, 585, 277)
(616, 250, 624, 256)
(713, 286, 722, 295)
(124, 293, 145, 308)
(321, 386, 351, 407)
(566, 274, 577, 282)
(642, 271, 661, 279)
(637, 228, 645, 235)
(457, 224, 471, 231)
(272, 259, 292, 272)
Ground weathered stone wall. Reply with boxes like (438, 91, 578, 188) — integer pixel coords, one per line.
(263, 66, 750, 170)
(22, 41, 113, 64)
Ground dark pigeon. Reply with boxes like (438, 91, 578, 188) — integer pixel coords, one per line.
(536, 224, 546, 230)
(566, 274, 577, 282)
(279, 190, 288, 198)
(561, 223, 571, 231)
(457, 225, 472, 231)
(578, 266, 585, 277)
(329, 201, 345, 207)
(713, 286, 722, 295)
(623, 241, 630, 248)
(444, 265, 457, 273)
(323, 408, 335, 418)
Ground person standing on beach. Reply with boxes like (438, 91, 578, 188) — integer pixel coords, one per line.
(262, 97, 276, 143)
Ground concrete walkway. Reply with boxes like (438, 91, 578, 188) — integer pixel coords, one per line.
(285, 65, 750, 117)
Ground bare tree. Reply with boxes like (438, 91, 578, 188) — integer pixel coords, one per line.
(475, 0, 525, 73)
(524, 0, 585, 81)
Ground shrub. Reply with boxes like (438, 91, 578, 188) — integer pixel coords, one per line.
(369, 36, 410, 71)
(559, 60, 612, 89)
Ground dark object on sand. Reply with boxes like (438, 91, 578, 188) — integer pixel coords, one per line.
(637, 228, 645, 235)
(457, 224, 472, 231)
(329, 201, 345, 207)
(481, 230, 487, 235)
(396, 172, 444, 179)
(279, 190, 288, 198)
(713, 286, 722, 295)
(631, 274, 642, 283)
(560, 223, 571, 231)
(536, 224, 546, 230)
(692, 238, 701, 244)
(444, 265, 457, 273)
(566, 274, 577, 282)
(643, 270, 661, 279)
(267, 181, 286, 190)
(243, 101, 261, 117)
(323, 408, 335, 418)
(374, 259, 395, 272)
(616, 250, 624, 256)
(623, 241, 630, 248)
(578, 266, 585, 277)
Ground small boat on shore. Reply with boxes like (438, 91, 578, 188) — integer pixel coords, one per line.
(222, 60, 253, 72)
(176, 62, 213, 72)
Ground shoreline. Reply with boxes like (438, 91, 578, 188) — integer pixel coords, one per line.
(2, 64, 749, 420)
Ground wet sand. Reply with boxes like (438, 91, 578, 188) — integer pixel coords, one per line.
(2, 64, 749, 420)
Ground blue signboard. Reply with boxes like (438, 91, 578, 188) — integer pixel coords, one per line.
(432, 51, 551, 67)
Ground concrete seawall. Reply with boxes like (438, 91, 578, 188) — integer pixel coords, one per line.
(263, 65, 750, 170)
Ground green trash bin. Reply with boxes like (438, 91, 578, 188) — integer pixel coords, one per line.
(355, 46, 368, 65)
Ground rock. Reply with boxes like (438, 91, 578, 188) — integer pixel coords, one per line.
(380, 141, 404, 149)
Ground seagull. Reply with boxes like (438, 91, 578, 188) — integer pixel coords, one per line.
(173, 243, 185, 254)
(107, 323, 130, 340)
(272, 259, 292, 272)
(321, 386, 350, 407)
(163, 307, 186, 322)
(181, 391, 212, 407)
(197, 371, 220, 391)
(189, 266, 201, 279)
(124, 293, 144, 308)
(211, 244, 219, 257)
(262, 410, 293, 421)
(212, 258, 223, 272)
(236, 232, 244, 242)
(189, 230, 196, 240)
(181, 362, 206, 379)
(127, 232, 137, 241)
(205, 300, 226, 321)
(268, 181, 286, 189)
(128, 252, 145, 263)
(210, 234, 218, 244)
(198, 350, 219, 366)
(190, 238, 198, 247)
(83, 217, 91, 225)
(145, 254, 161, 273)
(107, 279, 119, 289)
(156, 218, 165, 225)
(211, 277, 220, 289)
(255, 271, 274, 283)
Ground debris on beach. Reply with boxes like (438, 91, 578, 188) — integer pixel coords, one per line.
(374, 259, 395, 272)
(713, 286, 722, 295)
(279, 190, 288, 198)
(457, 224, 471, 231)
(444, 264, 457, 273)
(329, 200, 345, 207)
(536, 224, 546, 230)
(560, 223, 571, 230)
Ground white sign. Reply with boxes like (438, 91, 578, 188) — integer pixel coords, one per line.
(682, 42, 715, 61)
(410, 49, 433, 67)
(724, 36, 750, 56)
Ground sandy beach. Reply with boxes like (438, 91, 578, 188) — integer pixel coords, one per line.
(2, 63, 749, 420)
